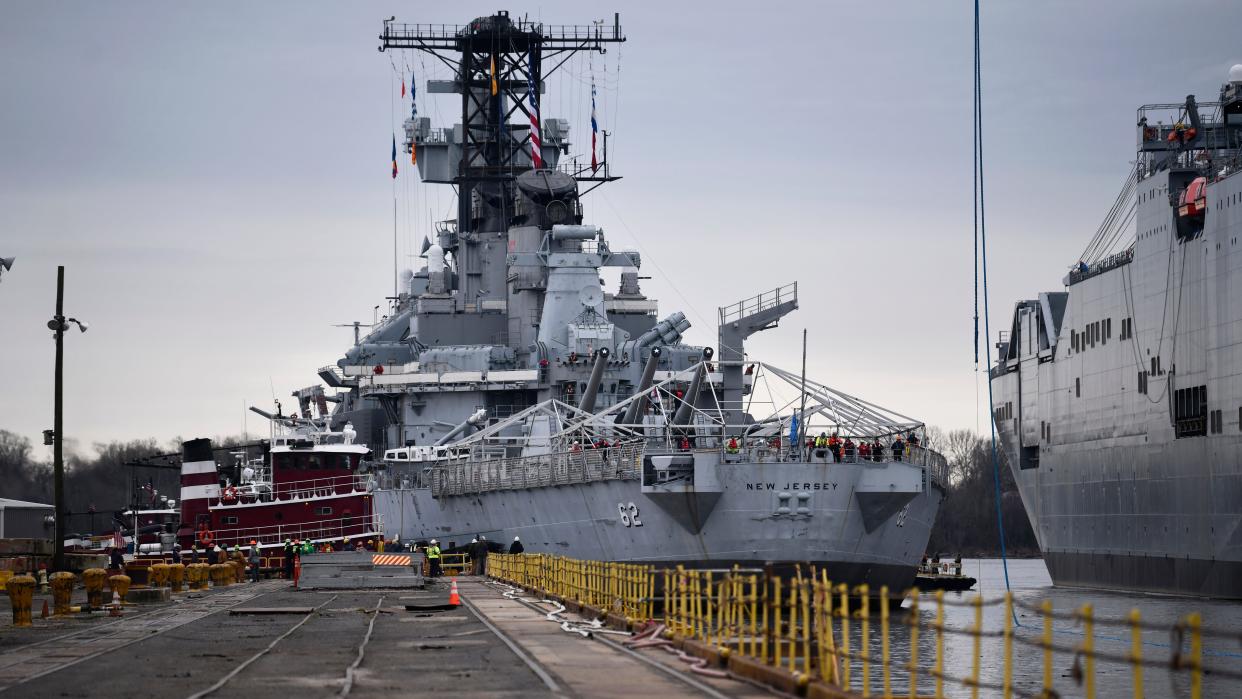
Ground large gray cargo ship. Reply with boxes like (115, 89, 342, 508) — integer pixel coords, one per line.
(992, 67, 1242, 598)
(302, 12, 946, 591)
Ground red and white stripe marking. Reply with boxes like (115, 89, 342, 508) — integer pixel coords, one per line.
(371, 554, 411, 567)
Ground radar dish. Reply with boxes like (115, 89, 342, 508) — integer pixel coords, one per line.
(579, 284, 604, 307)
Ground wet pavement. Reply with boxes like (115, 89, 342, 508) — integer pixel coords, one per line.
(0, 576, 769, 699)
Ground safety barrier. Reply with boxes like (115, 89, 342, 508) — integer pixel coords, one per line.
(488, 554, 1240, 699)
(437, 552, 472, 577)
(488, 553, 656, 623)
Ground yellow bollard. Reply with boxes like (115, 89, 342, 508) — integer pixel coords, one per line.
(49, 571, 76, 616)
(193, 563, 210, 591)
(83, 568, 107, 609)
(148, 563, 170, 589)
(108, 574, 131, 605)
(211, 563, 232, 588)
(169, 563, 185, 593)
(7, 574, 36, 627)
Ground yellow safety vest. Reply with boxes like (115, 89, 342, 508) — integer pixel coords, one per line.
(426, 546, 441, 559)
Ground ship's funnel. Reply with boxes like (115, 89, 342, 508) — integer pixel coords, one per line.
(176, 438, 220, 548)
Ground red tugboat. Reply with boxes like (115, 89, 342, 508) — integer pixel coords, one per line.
(176, 412, 383, 553)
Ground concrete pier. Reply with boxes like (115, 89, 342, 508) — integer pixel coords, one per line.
(0, 571, 768, 698)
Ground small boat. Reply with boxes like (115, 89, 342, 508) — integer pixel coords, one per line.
(913, 556, 976, 592)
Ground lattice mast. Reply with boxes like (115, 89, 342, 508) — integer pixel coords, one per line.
(379, 12, 624, 237)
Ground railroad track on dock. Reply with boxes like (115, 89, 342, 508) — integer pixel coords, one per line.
(0, 581, 283, 693)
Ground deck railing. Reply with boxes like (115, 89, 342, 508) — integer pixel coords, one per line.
(488, 554, 1235, 699)
(428, 444, 643, 497)
(211, 474, 372, 506)
(207, 513, 383, 549)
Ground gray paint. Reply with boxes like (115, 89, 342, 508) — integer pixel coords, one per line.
(992, 83, 1242, 598)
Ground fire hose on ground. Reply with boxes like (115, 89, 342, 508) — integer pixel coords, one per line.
(487, 581, 729, 679)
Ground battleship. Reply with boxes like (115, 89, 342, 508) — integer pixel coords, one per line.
(992, 66, 1242, 598)
(249, 11, 953, 592)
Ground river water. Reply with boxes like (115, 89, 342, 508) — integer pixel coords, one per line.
(840, 559, 1242, 698)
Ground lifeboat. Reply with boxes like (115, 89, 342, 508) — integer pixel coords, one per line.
(1178, 176, 1208, 217)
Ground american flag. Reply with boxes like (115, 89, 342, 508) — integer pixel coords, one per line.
(527, 50, 542, 169)
(590, 76, 598, 173)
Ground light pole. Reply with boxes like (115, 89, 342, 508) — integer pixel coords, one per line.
(47, 265, 88, 571)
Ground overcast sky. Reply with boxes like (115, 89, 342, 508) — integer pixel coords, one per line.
(2, 1, 1240, 457)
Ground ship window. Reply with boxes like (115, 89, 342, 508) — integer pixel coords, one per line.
(1173, 385, 1207, 438)
(316, 506, 333, 516)
(1075, 377, 1081, 398)
(307, 454, 322, 470)
(222, 516, 238, 525)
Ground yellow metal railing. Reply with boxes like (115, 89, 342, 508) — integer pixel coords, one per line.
(487, 554, 1242, 699)
(488, 553, 655, 622)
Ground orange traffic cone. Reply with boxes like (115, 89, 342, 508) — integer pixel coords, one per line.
(448, 578, 460, 607)
(40, 600, 49, 619)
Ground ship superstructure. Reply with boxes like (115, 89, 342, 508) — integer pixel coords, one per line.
(992, 66, 1242, 598)
(303, 12, 947, 591)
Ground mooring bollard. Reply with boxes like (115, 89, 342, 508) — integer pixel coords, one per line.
(82, 568, 107, 609)
(49, 571, 76, 616)
(210, 563, 231, 588)
(108, 574, 131, 605)
(7, 574, 36, 627)
(148, 563, 170, 590)
(192, 563, 210, 591)
(169, 563, 185, 593)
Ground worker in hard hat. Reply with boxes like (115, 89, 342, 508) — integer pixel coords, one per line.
(248, 543, 262, 583)
(425, 539, 441, 578)
(282, 539, 295, 580)
(509, 536, 524, 554)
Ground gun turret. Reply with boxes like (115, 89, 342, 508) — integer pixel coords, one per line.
(577, 348, 610, 414)
(621, 347, 661, 425)
(672, 348, 713, 427)
(434, 408, 489, 446)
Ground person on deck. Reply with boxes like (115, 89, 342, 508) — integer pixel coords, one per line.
(246, 545, 260, 582)
(509, 536, 524, 554)
(282, 539, 295, 579)
(891, 436, 905, 461)
(425, 539, 442, 578)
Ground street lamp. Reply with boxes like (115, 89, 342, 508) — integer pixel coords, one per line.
(47, 265, 89, 571)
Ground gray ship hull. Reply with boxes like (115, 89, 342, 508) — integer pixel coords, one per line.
(375, 457, 944, 591)
(997, 437, 1242, 599)
(993, 146, 1242, 599)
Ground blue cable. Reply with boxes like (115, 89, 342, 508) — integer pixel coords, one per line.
(972, 0, 1021, 627)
